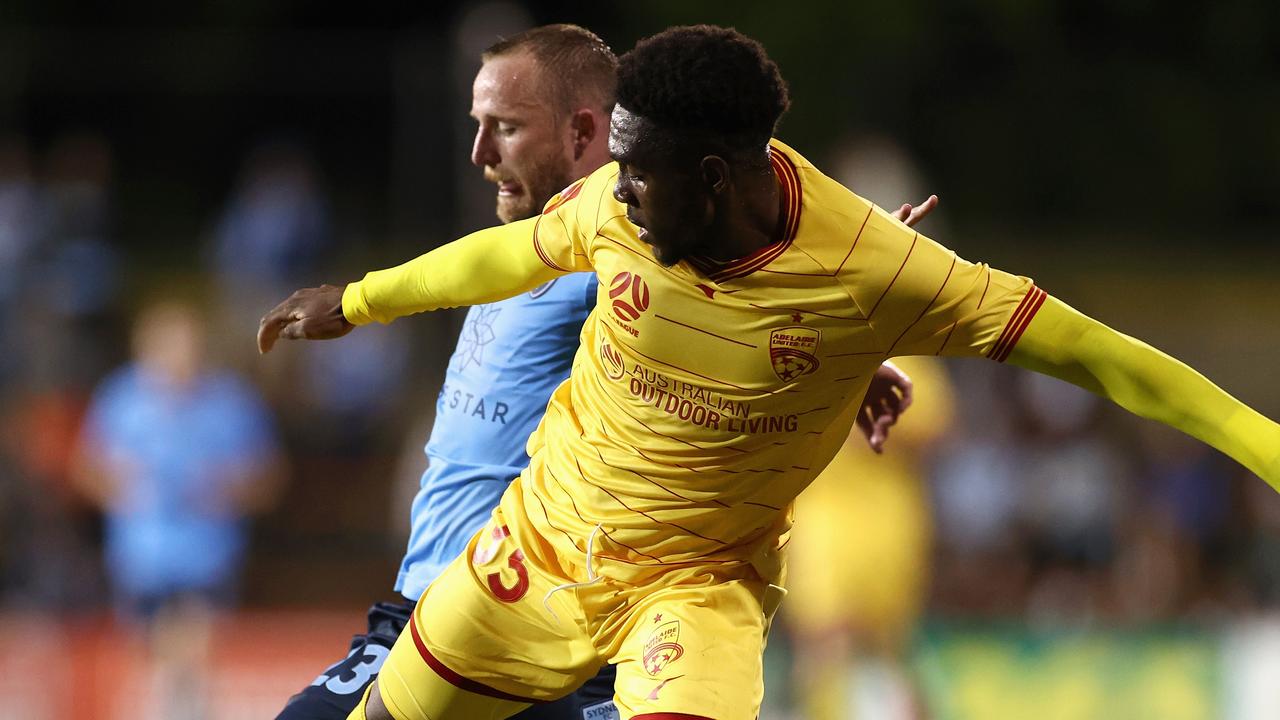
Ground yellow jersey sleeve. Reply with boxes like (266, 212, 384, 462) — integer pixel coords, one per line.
(529, 174, 600, 274)
(341, 165, 619, 326)
(341, 218, 561, 325)
(1009, 296, 1280, 487)
(836, 205, 1038, 360)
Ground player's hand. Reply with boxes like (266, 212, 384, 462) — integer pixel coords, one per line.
(856, 361, 914, 454)
(257, 284, 354, 354)
(891, 194, 939, 228)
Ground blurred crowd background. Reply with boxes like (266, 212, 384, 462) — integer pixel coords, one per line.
(0, 1, 1277, 719)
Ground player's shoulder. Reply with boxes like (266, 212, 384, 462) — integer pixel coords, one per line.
(769, 139, 872, 218)
(768, 138, 809, 170)
(769, 139, 902, 272)
(540, 162, 621, 221)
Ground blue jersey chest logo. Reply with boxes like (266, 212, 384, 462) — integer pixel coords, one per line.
(453, 305, 501, 371)
(529, 278, 558, 298)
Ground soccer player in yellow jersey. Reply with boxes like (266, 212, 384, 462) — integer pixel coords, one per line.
(260, 25, 1280, 720)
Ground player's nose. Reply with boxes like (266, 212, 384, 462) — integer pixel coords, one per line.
(471, 127, 500, 168)
(613, 176, 635, 206)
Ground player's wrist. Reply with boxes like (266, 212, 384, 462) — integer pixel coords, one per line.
(339, 281, 369, 326)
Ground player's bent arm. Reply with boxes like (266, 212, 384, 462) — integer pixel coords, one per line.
(343, 217, 563, 325)
(1007, 295, 1280, 487)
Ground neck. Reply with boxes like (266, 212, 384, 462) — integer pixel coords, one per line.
(573, 136, 613, 179)
(700, 163, 781, 262)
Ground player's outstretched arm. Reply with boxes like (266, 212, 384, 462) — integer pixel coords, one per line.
(1007, 296, 1280, 487)
(259, 217, 561, 353)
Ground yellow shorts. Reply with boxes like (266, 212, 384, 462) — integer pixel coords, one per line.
(360, 480, 785, 720)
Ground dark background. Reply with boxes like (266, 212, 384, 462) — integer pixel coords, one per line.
(5, 1, 1278, 258)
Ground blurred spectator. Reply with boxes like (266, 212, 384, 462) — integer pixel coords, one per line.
(294, 321, 413, 453)
(787, 357, 955, 720)
(208, 139, 413, 451)
(0, 134, 48, 389)
(209, 139, 331, 343)
(71, 300, 284, 720)
(1112, 426, 1240, 621)
(1241, 467, 1280, 610)
(41, 132, 117, 314)
(1013, 372, 1131, 626)
(24, 131, 124, 391)
(0, 387, 103, 611)
(0, 131, 123, 612)
(781, 137, 951, 720)
(206, 139, 415, 445)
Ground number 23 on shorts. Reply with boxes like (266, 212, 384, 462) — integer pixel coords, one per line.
(472, 524, 530, 603)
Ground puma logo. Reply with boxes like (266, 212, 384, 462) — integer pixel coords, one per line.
(647, 675, 684, 701)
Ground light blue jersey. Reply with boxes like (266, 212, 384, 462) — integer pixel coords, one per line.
(396, 273, 597, 600)
(81, 366, 279, 600)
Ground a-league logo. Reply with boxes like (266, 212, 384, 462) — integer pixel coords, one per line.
(600, 341, 626, 381)
(769, 326, 821, 381)
(609, 272, 650, 322)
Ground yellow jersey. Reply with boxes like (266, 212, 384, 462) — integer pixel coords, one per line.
(473, 140, 1035, 581)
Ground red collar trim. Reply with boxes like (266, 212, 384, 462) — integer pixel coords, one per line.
(687, 146, 801, 283)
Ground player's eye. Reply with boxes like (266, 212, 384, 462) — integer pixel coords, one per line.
(497, 123, 518, 136)
(614, 160, 646, 191)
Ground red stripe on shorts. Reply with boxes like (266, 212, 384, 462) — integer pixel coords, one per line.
(408, 613, 545, 704)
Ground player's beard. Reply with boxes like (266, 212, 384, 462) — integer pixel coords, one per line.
(650, 234, 698, 268)
(491, 150, 575, 224)
(641, 199, 710, 268)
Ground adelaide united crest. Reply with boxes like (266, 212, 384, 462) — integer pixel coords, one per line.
(769, 326, 821, 382)
(643, 619, 684, 676)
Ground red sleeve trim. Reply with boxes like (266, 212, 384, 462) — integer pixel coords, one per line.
(987, 285, 1047, 362)
(532, 216, 572, 272)
(408, 613, 545, 704)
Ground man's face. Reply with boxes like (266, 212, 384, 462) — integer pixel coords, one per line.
(609, 105, 708, 267)
(471, 52, 577, 224)
(134, 304, 204, 388)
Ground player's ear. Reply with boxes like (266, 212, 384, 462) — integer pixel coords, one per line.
(570, 109, 597, 160)
(700, 155, 730, 195)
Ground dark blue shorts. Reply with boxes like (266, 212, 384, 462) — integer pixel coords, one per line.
(276, 600, 618, 720)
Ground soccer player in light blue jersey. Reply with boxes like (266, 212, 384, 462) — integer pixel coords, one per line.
(273, 25, 926, 720)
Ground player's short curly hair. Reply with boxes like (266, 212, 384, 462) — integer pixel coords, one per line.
(616, 25, 790, 158)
